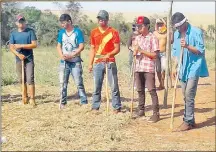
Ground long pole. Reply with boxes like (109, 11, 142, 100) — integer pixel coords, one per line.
(170, 47, 184, 130)
(163, 1, 173, 108)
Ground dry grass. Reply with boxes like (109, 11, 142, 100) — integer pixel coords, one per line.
(1, 45, 215, 151)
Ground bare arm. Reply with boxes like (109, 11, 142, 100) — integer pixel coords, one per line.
(89, 45, 96, 66)
(9, 44, 20, 57)
(108, 43, 120, 57)
(139, 49, 158, 59)
(56, 43, 64, 60)
(14, 41, 37, 50)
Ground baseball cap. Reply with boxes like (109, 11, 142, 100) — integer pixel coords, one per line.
(15, 14, 26, 23)
(59, 14, 72, 22)
(136, 16, 150, 25)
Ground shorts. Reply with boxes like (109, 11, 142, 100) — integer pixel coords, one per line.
(16, 60, 35, 85)
(155, 52, 166, 73)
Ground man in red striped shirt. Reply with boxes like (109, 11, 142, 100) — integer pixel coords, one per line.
(133, 16, 160, 123)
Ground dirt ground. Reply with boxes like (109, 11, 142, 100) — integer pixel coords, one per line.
(1, 71, 215, 151)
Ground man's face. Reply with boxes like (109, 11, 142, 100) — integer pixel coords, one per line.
(98, 18, 108, 27)
(157, 22, 164, 28)
(175, 22, 186, 33)
(16, 20, 26, 29)
(60, 20, 71, 29)
(137, 24, 147, 34)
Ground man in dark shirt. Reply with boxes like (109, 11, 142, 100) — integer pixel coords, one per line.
(9, 14, 37, 107)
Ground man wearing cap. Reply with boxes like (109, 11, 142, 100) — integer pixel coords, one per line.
(171, 12, 209, 131)
(9, 14, 37, 106)
(133, 16, 160, 122)
(88, 10, 121, 113)
(153, 18, 174, 90)
(57, 14, 88, 109)
(127, 24, 139, 72)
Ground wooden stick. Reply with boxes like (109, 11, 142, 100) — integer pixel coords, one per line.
(130, 55, 136, 117)
(21, 60, 25, 104)
(170, 47, 184, 130)
(106, 63, 109, 114)
(163, 1, 173, 108)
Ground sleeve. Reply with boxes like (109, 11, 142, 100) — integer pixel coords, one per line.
(151, 36, 160, 52)
(90, 31, 95, 46)
(9, 33, 15, 44)
(112, 30, 120, 44)
(57, 30, 63, 44)
(76, 29, 84, 45)
(194, 31, 205, 54)
(30, 30, 37, 41)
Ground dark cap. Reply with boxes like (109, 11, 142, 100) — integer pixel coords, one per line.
(171, 12, 187, 27)
(16, 14, 26, 22)
(59, 14, 72, 22)
(136, 16, 150, 25)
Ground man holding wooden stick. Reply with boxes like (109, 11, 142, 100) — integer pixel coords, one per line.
(133, 16, 160, 122)
(171, 12, 209, 131)
(89, 10, 121, 114)
(153, 18, 174, 90)
(9, 14, 37, 107)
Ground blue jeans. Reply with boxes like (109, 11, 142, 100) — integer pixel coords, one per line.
(92, 62, 121, 110)
(180, 77, 199, 125)
(59, 60, 87, 105)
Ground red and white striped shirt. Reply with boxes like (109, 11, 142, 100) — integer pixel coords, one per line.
(134, 32, 159, 73)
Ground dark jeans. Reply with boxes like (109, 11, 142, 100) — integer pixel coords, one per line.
(16, 60, 34, 85)
(135, 72, 159, 113)
(59, 61, 87, 105)
(180, 77, 199, 125)
(92, 62, 121, 110)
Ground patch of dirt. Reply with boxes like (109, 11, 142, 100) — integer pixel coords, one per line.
(1, 71, 215, 151)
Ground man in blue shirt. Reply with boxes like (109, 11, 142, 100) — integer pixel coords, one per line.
(9, 14, 37, 107)
(57, 14, 88, 109)
(171, 12, 209, 131)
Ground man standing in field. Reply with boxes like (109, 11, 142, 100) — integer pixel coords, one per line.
(153, 18, 173, 90)
(88, 10, 122, 113)
(57, 14, 88, 109)
(9, 14, 37, 107)
(133, 16, 160, 122)
(127, 24, 139, 72)
(171, 12, 209, 131)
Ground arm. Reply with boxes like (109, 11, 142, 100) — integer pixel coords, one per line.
(89, 45, 96, 67)
(138, 35, 159, 59)
(17, 41, 37, 49)
(56, 43, 64, 60)
(106, 43, 120, 57)
(127, 33, 133, 50)
(139, 49, 158, 59)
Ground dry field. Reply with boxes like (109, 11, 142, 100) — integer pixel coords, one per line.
(1, 45, 215, 151)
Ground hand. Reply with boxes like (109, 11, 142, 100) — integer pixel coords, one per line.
(88, 64, 93, 73)
(101, 53, 110, 62)
(172, 69, 177, 79)
(180, 38, 188, 48)
(13, 44, 23, 49)
(18, 54, 26, 60)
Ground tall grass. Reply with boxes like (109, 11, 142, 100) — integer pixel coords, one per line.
(2, 41, 215, 86)
(1, 45, 131, 86)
